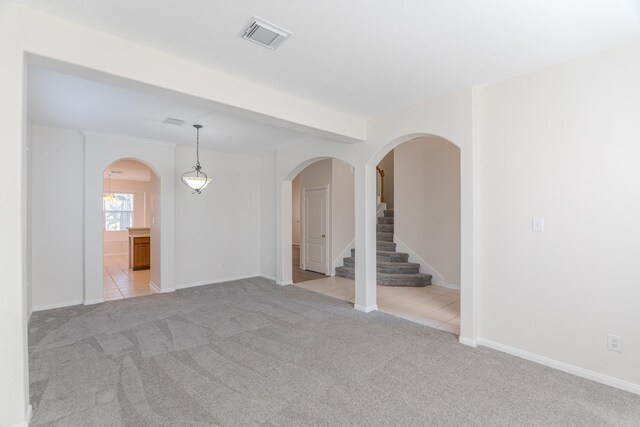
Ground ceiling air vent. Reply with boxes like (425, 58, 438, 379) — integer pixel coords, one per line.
(241, 17, 291, 49)
(161, 117, 185, 126)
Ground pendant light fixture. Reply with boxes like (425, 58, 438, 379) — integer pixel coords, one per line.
(103, 172, 117, 202)
(181, 124, 212, 194)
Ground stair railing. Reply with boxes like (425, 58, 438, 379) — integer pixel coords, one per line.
(376, 166, 385, 204)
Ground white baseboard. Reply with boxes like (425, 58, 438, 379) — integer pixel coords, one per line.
(150, 282, 175, 293)
(32, 299, 84, 312)
(149, 281, 175, 293)
(13, 404, 32, 427)
(175, 274, 262, 290)
(277, 280, 293, 286)
(331, 239, 355, 275)
(459, 336, 477, 347)
(84, 298, 104, 306)
(477, 338, 640, 396)
(354, 304, 378, 313)
(394, 236, 447, 286)
(260, 274, 276, 282)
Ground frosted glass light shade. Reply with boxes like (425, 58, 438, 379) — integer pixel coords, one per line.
(182, 175, 212, 191)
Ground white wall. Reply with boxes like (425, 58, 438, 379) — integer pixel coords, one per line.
(0, 4, 29, 422)
(291, 175, 301, 245)
(377, 150, 394, 208)
(149, 171, 162, 288)
(30, 125, 85, 310)
(394, 136, 461, 286)
(174, 146, 262, 287)
(260, 153, 276, 281)
(103, 178, 152, 256)
(477, 39, 640, 389)
(298, 158, 332, 189)
(30, 127, 266, 302)
(331, 159, 355, 264)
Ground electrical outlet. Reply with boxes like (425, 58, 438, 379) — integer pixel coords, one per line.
(607, 334, 622, 352)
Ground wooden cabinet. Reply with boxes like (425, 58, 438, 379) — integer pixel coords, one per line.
(129, 236, 150, 270)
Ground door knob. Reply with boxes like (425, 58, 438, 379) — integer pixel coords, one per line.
(322, 234, 325, 238)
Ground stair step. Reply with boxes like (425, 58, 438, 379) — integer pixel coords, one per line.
(377, 241, 396, 251)
(377, 262, 420, 274)
(377, 251, 409, 263)
(377, 216, 394, 224)
(342, 257, 418, 274)
(376, 224, 394, 233)
(350, 249, 408, 263)
(343, 257, 356, 268)
(335, 266, 355, 280)
(378, 272, 431, 287)
(335, 267, 432, 287)
(377, 232, 393, 242)
(383, 209, 395, 217)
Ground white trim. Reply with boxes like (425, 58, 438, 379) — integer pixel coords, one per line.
(394, 236, 454, 287)
(261, 274, 276, 282)
(175, 274, 263, 290)
(300, 184, 331, 276)
(458, 336, 477, 347)
(81, 131, 177, 147)
(354, 304, 378, 313)
(477, 338, 640, 396)
(277, 280, 293, 286)
(13, 404, 32, 427)
(32, 299, 84, 312)
(331, 238, 355, 276)
(83, 298, 104, 306)
(376, 203, 387, 217)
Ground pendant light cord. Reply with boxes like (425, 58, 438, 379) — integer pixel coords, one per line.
(196, 126, 200, 168)
(194, 125, 202, 169)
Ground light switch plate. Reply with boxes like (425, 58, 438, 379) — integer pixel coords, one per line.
(532, 217, 544, 232)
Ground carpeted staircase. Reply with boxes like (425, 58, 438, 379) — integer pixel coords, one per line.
(335, 209, 432, 286)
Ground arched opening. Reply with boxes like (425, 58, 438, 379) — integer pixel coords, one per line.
(282, 157, 357, 304)
(102, 159, 160, 300)
(370, 135, 462, 335)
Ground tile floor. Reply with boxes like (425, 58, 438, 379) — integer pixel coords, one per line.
(103, 254, 157, 301)
(294, 276, 460, 335)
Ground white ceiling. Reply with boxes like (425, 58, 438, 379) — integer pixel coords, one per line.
(28, 66, 324, 154)
(15, 0, 640, 117)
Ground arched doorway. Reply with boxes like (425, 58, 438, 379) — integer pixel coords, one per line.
(280, 156, 357, 303)
(101, 159, 160, 300)
(367, 134, 462, 335)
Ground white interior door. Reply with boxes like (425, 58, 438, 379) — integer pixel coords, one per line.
(303, 187, 328, 274)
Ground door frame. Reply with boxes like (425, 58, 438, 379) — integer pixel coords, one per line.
(300, 184, 331, 275)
